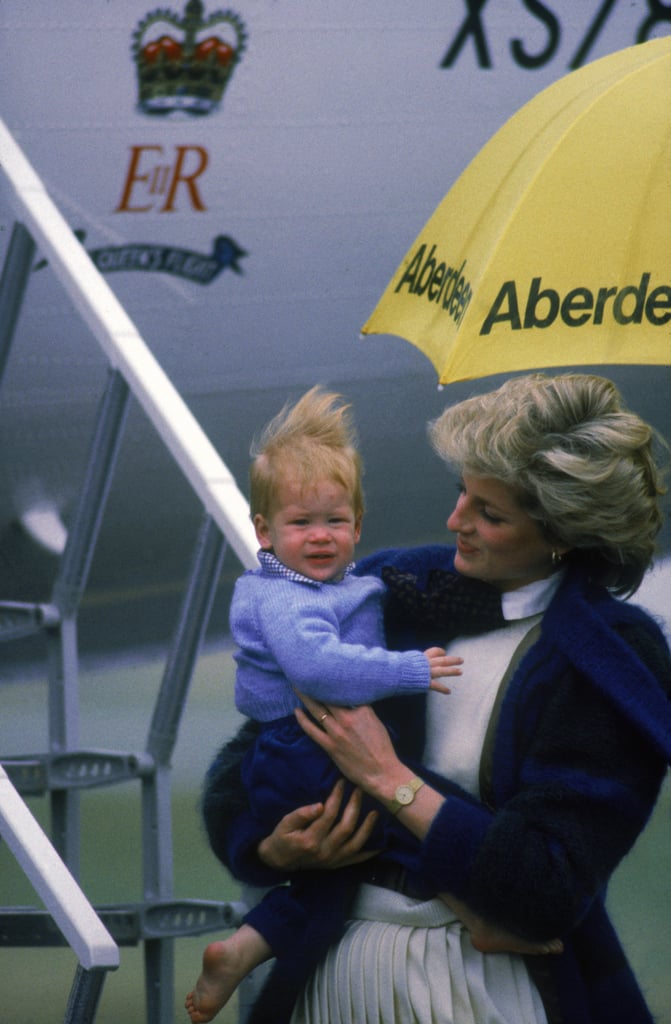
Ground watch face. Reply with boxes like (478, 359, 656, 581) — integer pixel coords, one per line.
(396, 784, 414, 804)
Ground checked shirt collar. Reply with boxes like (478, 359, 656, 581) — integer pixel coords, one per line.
(257, 549, 355, 587)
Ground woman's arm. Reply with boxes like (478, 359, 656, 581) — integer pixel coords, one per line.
(432, 660, 668, 938)
(294, 694, 447, 842)
(295, 655, 669, 941)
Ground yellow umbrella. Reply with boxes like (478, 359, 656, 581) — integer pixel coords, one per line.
(361, 37, 671, 385)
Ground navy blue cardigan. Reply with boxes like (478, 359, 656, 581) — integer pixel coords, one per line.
(205, 545, 671, 1024)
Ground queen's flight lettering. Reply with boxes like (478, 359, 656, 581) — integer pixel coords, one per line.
(480, 274, 671, 335)
(394, 244, 473, 326)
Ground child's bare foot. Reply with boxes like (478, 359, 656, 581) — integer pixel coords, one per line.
(185, 926, 272, 1023)
(469, 923, 564, 957)
(185, 940, 243, 1022)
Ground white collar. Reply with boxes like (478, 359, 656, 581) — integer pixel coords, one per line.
(501, 570, 564, 621)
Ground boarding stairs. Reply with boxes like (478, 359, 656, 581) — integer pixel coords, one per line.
(0, 120, 263, 1022)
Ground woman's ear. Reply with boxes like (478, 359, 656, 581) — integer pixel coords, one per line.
(550, 543, 572, 566)
(253, 513, 272, 550)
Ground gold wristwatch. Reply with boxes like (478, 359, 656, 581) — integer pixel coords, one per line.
(388, 776, 424, 815)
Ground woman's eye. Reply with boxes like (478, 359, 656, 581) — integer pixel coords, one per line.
(482, 509, 503, 524)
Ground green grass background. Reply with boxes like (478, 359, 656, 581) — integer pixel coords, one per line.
(1, 647, 670, 1023)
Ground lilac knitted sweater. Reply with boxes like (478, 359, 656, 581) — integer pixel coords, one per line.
(232, 554, 431, 722)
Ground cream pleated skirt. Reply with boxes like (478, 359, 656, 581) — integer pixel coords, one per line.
(290, 884, 548, 1024)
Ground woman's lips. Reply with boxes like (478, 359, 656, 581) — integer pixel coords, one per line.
(456, 537, 478, 556)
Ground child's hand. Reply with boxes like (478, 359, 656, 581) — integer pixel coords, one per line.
(424, 647, 463, 694)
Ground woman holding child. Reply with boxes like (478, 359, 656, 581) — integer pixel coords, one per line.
(192, 372, 671, 1024)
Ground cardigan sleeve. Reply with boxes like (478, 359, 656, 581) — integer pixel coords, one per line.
(416, 622, 671, 939)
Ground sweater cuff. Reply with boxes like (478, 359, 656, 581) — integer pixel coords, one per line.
(398, 650, 433, 691)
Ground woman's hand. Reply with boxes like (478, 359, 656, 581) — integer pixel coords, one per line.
(295, 692, 447, 842)
(295, 692, 401, 795)
(257, 779, 381, 872)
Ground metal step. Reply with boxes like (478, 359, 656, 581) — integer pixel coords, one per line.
(0, 898, 245, 947)
(2, 751, 155, 795)
(0, 601, 60, 643)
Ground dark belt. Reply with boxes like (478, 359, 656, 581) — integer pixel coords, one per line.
(358, 859, 434, 901)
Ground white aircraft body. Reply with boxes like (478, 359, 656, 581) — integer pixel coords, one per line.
(1, 1, 669, 654)
(1, 5, 670, 1022)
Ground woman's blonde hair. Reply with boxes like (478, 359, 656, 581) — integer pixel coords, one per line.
(249, 386, 364, 520)
(429, 373, 668, 596)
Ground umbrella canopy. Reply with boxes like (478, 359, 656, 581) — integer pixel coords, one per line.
(361, 37, 671, 385)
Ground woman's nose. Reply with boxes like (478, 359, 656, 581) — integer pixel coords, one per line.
(447, 507, 460, 531)
(447, 494, 470, 532)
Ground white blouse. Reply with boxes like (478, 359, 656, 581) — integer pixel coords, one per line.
(424, 572, 562, 798)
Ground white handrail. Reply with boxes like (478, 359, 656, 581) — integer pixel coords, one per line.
(0, 117, 258, 571)
(0, 765, 119, 970)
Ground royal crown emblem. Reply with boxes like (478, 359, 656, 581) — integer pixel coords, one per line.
(132, 1, 246, 115)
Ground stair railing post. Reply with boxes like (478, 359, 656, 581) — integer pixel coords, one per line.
(47, 368, 130, 875)
(142, 514, 227, 1023)
(0, 220, 35, 385)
